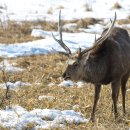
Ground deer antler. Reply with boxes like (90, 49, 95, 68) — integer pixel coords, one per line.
(80, 12, 117, 56)
(52, 11, 116, 59)
(52, 10, 71, 57)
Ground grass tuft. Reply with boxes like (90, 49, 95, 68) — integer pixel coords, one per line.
(112, 2, 122, 9)
(76, 18, 99, 28)
(117, 19, 130, 25)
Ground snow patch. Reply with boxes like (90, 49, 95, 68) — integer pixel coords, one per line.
(58, 80, 86, 87)
(0, 60, 23, 72)
(0, 81, 31, 90)
(63, 23, 78, 31)
(31, 29, 52, 38)
(0, 105, 89, 129)
(58, 80, 74, 87)
(0, 32, 96, 57)
(0, 0, 130, 21)
(38, 95, 55, 101)
(83, 23, 104, 34)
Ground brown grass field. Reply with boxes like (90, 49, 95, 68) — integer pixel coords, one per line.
(0, 54, 129, 130)
(0, 19, 130, 129)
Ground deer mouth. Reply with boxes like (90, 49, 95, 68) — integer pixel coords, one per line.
(64, 76, 71, 80)
(62, 73, 71, 80)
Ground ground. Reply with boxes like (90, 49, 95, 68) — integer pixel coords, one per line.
(0, 0, 130, 128)
(0, 54, 129, 130)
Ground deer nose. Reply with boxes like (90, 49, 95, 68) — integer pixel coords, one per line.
(62, 72, 66, 78)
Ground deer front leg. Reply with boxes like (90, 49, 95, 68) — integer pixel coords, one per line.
(90, 84, 101, 122)
(111, 79, 121, 120)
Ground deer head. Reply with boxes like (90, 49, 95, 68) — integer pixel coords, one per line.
(52, 11, 116, 81)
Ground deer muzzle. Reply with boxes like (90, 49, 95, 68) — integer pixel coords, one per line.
(62, 72, 70, 80)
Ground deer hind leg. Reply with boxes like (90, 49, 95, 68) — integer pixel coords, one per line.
(111, 84, 120, 112)
(90, 84, 101, 122)
(111, 79, 121, 120)
(121, 74, 129, 116)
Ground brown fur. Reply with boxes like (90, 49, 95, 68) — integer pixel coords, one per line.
(62, 27, 130, 121)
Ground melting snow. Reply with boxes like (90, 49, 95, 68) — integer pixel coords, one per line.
(38, 95, 55, 101)
(0, 81, 31, 90)
(63, 23, 78, 31)
(58, 80, 86, 87)
(58, 80, 74, 87)
(0, 0, 130, 21)
(0, 31, 99, 57)
(83, 23, 104, 34)
(0, 60, 23, 72)
(31, 29, 51, 38)
(0, 105, 89, 129)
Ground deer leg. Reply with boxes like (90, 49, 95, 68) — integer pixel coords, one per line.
(112, 85, 120, 112)
(90, 84, 101, 122)
(121, 75, 128, 116)
(111, 79, 121, 120)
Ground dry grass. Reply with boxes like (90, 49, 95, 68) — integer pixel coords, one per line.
(0, 19, 60, 44)
(76, 18, 100, 28)
(83, 0, 93, 11)
(84, 3, 92, 11)
(117, 19, 130, 25)
(127, 15, 130, 20)
(0, 17, 102, 44)
(0, 54, 129, 130)
(112, 2, 122, 9)
(56, 5, 64, 10)
(0, 20, 42, 43)
(47, 7, 53, 14)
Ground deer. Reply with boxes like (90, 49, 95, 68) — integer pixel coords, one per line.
(52, 11, 130, 122)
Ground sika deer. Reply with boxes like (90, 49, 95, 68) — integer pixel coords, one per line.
(52, 11, 130, 121)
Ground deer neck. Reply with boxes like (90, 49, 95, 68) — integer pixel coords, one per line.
(82, 56, 108, 84)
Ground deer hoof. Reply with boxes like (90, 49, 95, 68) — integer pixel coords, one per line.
(89, 117, 95, 122)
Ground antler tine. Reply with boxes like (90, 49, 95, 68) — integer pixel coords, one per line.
(52, 10, 71, 56)
(95, 12, 116, 44)
(58, 10, 62, 40)
(95, 34, 96, 43)
(80, 12, 116, 56)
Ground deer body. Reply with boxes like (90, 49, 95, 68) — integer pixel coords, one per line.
(52, 11, 130, 121)
(75, 27, 130, 85)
